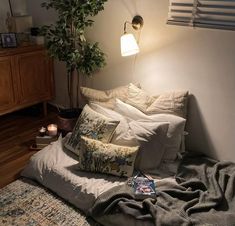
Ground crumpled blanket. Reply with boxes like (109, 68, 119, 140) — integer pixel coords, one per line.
(89, 152, 235, 226)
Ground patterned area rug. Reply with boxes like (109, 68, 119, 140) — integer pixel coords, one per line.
(0, 178, 101, 226)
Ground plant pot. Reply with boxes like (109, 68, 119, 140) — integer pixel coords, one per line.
(57, 108, 82, 136)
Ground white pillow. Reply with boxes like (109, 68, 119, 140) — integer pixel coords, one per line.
(89, 102, 169, 172)
(114, 120, 169, 172)
(64, 105, 119, 155)
(114, 99, 186, 161)
(91, 99, 116, 109)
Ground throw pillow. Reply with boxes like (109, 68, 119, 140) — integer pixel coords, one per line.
(114, 99, 186, 161)
(126, 83, 155, 112)
(125, 83, 189, 118)
(89, 102, 170, 172)
(64, 105, 119, 155)
(146, 90, 189, 118)
(80, 83, 141, 109)
(79, 136, 139, 177)
(89, 102, 129, 142)
(111, 120, 169, 172)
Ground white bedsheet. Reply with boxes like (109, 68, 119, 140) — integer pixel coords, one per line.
(21, 135, 178, 214)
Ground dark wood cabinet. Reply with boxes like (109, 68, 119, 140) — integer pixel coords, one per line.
(0, 56, 15, 112)
(0, 45, 54, 116)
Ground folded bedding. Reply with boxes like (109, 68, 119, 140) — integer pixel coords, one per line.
(89, 152, 235, 226)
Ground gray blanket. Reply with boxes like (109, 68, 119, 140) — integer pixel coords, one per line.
(89, 153, 235, 226)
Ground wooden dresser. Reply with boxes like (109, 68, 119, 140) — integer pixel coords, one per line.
(0, 45, 54, 116)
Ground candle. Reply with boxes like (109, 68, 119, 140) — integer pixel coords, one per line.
(47, 124, 58, 137)
(39, 126, 46, 136)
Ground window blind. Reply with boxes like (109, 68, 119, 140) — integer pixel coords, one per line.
(167, 0, 235, 31)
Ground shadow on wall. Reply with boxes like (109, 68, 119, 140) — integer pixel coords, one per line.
(185, 95, 217, 160)
(121, 0, 137, 16)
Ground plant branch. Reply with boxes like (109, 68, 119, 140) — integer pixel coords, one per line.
(41, 0, 107, 108)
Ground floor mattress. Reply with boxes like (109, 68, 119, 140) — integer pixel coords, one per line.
(21, 136, 126, 214)
(21, 135, 178, 215)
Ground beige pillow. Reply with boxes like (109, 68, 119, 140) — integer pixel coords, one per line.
(64, 105, 119, 155)
(80, 83, 141, 109)
(146, 91, 189, 118)
(79, 136, 139, 177)
(125, 83, 188, 118)
(80, 87, 110, 102)
(126, 83, 155, 112)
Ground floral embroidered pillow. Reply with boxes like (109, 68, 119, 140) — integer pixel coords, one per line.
(64, 105, 119, 155)
(79, 136, 139, 177)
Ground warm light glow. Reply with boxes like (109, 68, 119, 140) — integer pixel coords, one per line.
(47, 124, 58, 136)
(120, 33, 139, 57)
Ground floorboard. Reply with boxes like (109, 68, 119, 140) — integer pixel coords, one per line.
(0, 105, 57, 188)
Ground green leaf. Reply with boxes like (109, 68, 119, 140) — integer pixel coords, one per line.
(41, 0, 107, 106)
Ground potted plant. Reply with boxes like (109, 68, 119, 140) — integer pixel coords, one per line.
(40, 0, 107, 134)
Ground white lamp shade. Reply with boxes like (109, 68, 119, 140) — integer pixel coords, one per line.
(120, 33, 139, 57)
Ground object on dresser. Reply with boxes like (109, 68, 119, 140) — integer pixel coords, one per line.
(30, 28, 44, 45)
(1, 33, 17, 48)
(12, 16, 33, 33)
(16, 32, 31, 46)
(132, 172, 157, 200)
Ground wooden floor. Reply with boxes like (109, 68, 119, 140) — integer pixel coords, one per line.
(0, 104, 57, 188)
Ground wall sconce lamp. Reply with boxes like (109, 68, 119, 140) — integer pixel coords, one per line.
(120, 15, 144, 57)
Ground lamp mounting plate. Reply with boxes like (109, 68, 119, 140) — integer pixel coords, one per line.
(132, 15, 144, 30)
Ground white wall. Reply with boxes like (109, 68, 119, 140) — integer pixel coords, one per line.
(27, 0, 235, 162)
(0, 0, 11, 32)
(26, 0, 70, 108)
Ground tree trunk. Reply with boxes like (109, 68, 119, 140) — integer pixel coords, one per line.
(67, 71, 72, 108)
(71, 68, 77, 108)
(68, 68, 76, 108)
(76, 71, 80, 108)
